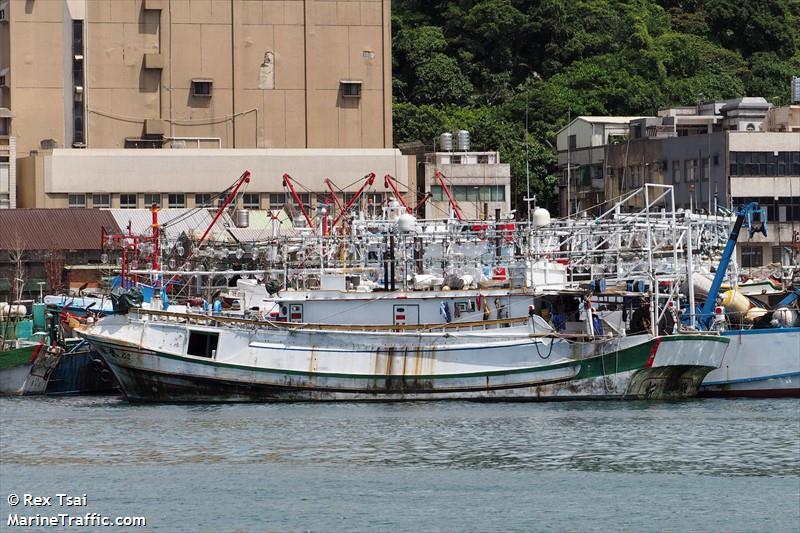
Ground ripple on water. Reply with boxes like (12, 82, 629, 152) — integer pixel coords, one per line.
(1, 396, 798, 477)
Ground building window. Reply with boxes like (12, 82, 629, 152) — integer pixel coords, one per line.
(430, 186, 444, 201)
(491, 185, 505, 201)
(568, 134, 577, 150)
(191, 79, 213, 97)
(68, 194, 86, 208)
(71, 20, 86, 147)
(477, 154, 489, 164)
(269, 193, 286, 210)
(120, 193, 138, 209)
(195, 193, 212, 207)
(729, 152, 800, 176)
(168, 193, 186, 208)
(243, 193, 260, 209)
(671, 161, 681, 183)
(92, 194, 110, 208)
(450, 155, 462, 164)
(340, 80, 362, 98)
(144, 193, 161, 207)
(740, 246, 763, 268)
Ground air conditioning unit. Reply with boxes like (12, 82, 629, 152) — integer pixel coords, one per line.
(74, 86, 84, 102)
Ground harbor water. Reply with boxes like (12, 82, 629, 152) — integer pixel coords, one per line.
(1, 396, 798, 532)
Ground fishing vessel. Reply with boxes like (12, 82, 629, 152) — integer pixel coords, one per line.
(699, 291, 800, 397)
(79, 304, 729, 402)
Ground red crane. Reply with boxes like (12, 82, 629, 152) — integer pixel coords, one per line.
(413, 191, 432, 215)
(330, 172, 376, 228)
(281, 173, 313, 229)
(434, 170, 464, 221)
(383, 174, 412, 214)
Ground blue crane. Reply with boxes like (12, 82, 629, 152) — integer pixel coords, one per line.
(698, 202, 767, 329)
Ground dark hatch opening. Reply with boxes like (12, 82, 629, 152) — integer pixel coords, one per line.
(187, 331, 219, 358)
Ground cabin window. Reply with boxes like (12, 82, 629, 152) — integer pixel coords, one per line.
(187, 331, 219, 358)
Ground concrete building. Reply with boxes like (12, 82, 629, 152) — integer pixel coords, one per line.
(555, 116, 642, 216)
(598, 97, 800, 269)
(0, 0, 392, 154)
(420, 151, 511, 220)
(0, 133, 14, 208)
(17, 147, 414, 213)
(0, 0, 406, 211)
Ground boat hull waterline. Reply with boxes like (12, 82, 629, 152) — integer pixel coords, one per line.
(81, 318, 729, 402)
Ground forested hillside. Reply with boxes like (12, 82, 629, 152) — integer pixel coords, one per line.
(391, 0, 800, 212)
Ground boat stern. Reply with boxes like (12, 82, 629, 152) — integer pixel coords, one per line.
(625, 334, 729, 400)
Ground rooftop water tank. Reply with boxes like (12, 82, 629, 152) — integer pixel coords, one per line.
(236, 209, 250, 228)
(397, 212, 417, 233)
(439, 132, 453, 152)
(456, 130, 470, 151)
(532, 207, 551, 228)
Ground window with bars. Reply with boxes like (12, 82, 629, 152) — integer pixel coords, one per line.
(120, 193, 138, 209)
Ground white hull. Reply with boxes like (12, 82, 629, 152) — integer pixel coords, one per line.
(80, 313, 729, 402)
(701, 327, 800, 397)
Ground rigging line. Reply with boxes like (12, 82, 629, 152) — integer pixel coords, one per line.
(162, 179, 239, 230)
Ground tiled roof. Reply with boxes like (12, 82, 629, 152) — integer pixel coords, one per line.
(0, 209, 121, 251)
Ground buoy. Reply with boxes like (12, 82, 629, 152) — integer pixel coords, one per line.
(721, 289, 752, 315)
(773, 307, 798, 327)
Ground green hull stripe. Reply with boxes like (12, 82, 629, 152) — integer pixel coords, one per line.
(0, 345, 35, 370)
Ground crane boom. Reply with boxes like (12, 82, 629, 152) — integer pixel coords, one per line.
(699, 201, 767, 328)
(282, 173, 313, 229)
(435, 170, 464, 221)
(383, 174, 412, 214)
(331, 172, 376, 228)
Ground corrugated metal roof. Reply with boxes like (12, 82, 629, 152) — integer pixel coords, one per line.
(0, 209, 121, 251)
(106, 208, 297, 243)
(226, 209, 296, 241)
(106, 208, 234, 242)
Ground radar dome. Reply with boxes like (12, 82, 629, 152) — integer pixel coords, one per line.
(532, 207, 551, 228)
(397, 213, 417, 233)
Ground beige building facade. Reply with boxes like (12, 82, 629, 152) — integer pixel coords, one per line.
(0, 0, 393, 155)
(19, 148, 415, 214)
